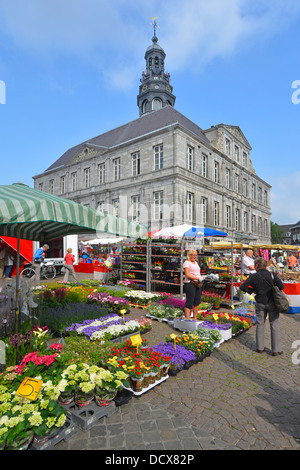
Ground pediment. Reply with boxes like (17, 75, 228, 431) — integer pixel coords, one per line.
(223, 125, 252, 150)
(66, 144, 108, 167)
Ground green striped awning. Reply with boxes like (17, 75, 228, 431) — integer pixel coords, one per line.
(0, 183, 147, 240)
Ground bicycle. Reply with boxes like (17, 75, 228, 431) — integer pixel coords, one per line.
(21, 261, 56, 280)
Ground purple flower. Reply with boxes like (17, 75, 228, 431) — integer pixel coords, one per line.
(201, 321, 232, 331)
(151, 342, 195, 370)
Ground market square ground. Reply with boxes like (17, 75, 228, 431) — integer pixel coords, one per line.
(52, 282, 300, 451)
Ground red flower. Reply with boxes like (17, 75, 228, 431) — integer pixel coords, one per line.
(50, 343, 63, 352)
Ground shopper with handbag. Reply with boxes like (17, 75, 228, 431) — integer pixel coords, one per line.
(183, 250, 204, 320)
(63, 248, 79, 283)
(240, 257, 285, 356)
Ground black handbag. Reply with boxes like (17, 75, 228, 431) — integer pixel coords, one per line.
(257, 272, 289, 313)
(191, 279, 203, 288)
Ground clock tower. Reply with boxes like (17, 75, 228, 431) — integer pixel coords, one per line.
(137, 19, 176, 116)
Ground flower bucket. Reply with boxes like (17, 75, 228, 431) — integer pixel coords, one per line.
(161, 363, 170, 377)
(130, 376, 145, 392)
(95, 393, 116, 407)
(6, 431, 34, 450)
(75, 390, 94, 407)
(33, 428, 59, 446)
(58, 390, 74, 406)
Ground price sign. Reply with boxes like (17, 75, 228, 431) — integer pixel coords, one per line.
(16, 377, 43, 401)
(130, 334, 142, 352)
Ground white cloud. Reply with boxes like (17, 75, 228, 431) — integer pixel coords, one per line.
(0, 0, 300, 86)
(270, 171, 300, 224)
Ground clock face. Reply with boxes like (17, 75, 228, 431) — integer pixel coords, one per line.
(142, 84, 148, 92)
(166, 85, 171, 93)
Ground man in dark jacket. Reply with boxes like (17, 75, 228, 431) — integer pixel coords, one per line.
(240, 257, 285, 356)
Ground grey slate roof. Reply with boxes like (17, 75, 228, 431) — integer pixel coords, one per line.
(45, 106, 210, 172)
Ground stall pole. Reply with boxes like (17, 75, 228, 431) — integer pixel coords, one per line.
(146, 239, 151, 292)
(180, 238, 184, 299)
(231, 241, 234, 306)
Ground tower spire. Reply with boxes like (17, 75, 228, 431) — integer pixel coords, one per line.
(137, 19, 176, 116)
(151, 17, 159, 40)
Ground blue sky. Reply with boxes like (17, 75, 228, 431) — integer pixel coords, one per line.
(0, 0, 300, 225)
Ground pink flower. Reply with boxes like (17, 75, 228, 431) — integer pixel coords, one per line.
(50, 343, 63, 352)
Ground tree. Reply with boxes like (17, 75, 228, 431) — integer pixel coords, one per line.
(270, 221, 284, 244)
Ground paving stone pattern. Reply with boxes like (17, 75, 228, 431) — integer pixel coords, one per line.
(55, 308, 300, 451)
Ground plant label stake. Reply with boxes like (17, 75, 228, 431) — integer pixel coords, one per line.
(120, 309, 126, 324)
(131, 334, 142, 353)
(16, 377, 43, 402)
(170, 334, 177, 350)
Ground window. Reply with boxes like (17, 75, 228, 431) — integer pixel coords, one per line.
(186, 146, 193, 171)
(154, 144, 163, 170)
(201, 154, 207, 177)
(234, 174, 239, 193)
(97, 202, 104, 213)
(264, 219, 268, 237)
(226, 206, 231, 228)
(98, 163, 105, 184)
(152, 98, 162, 111)
(142, 100, 148, 114)
(243, 211, 248, 232)
(186, 192, 194, 221)
(113, 158, 120, 181)
(225, 169, 231, 189)
(214, 162, 219, 183)
(251, 214, 256, 233)
(214, 202, 219, 226)
(38, 183, 43, 191)
(49, 180, 54, 195)
(243, 152, 247, 167)
(60, 176, 66, 194)
(153, 191, 163, 220)
(225, 138, 230, 155)
(251, 183, 256, 200)
(235, 209, 240, 231)
(200, 197, 208, 224)
(243, 178, 247, 196)
(84, 168, 90, 188)
(258, 187, 262, 203)
(71, 172, 77, 191)
(264, 190, 268, 206)
(131, 195, 140, 221)
(112, 199, 119, 217)
(132, 152, 140, 176)
(258, 217, 262, 235)
(234, 145, 239, 162)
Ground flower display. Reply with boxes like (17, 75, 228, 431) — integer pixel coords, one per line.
(151, 342, 195, 372)
(124, 290, 161, 306)
(66, 313, 142, 342)
(87, 292, 129, 313)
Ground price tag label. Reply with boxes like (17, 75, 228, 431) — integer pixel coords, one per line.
(130, 334, 142, 348)
(16, 377, 43, 401)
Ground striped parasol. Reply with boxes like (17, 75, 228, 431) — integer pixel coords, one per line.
(0, 183, 147, 330)
(0, 183, 146, 239)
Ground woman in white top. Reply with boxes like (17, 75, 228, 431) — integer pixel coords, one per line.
(183, 250, 204, 320)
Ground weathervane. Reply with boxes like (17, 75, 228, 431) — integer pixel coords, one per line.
(151, 17, 159, 37)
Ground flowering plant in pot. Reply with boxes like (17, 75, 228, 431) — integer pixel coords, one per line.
(0, 380, 67, 450)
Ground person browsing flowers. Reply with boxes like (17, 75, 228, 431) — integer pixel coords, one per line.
(63, 248, 79, 283)
(183, 250, 204, 320)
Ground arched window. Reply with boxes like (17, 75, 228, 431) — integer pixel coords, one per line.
(155, 56, 159, 65)
(142, 100, 148, 114)
(152, 98, 162, 111)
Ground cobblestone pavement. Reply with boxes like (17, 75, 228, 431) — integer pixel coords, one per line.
(55, 307, 300, 451)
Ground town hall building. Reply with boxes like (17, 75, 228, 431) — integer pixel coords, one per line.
(33, 22, 271, 243)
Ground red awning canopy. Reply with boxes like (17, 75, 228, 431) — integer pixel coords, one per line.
(0, 236, 33, 263)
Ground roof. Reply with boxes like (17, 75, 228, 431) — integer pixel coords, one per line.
(44, 106, 210, 172)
